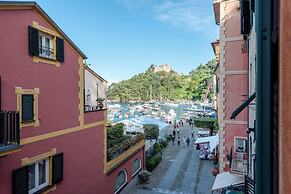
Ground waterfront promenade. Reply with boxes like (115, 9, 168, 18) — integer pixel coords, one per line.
(130, 125, 215, 194)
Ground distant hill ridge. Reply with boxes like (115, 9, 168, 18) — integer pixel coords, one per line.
(107, 60, 215, 102)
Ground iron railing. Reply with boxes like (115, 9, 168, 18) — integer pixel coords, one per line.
(39, 46, 54, 58)
(245, 175, 255, 194)
(0, 111, 20, 151)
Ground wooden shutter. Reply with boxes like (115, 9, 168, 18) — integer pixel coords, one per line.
(56, 37, 64, 62)
(12, 166, 29, 194)
(22, 94, 34, 122)
(28, 26, 39, 56)
(52, 153, 64, 185)
(240, 0, 251, 35)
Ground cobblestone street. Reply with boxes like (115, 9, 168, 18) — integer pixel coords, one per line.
(129, 125, 215, 194)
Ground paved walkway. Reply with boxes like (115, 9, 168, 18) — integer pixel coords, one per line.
(129, 125, 215, 194)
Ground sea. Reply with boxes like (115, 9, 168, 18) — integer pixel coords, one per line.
(108, 102, 187, 124)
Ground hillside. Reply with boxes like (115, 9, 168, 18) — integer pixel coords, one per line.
(107, 60, 215, 102)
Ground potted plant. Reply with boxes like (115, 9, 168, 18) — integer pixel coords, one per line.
(211, 167, 219, 177)
(138, 170, 151, 184)
(96, 98, 105, 109)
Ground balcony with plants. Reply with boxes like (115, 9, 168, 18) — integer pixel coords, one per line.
(105, 123, 145, 173)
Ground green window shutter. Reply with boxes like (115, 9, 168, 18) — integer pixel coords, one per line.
(28, 26, 39, 56)
(240, 0, 251, 34)
(22, 94, 34, 122)
(56, 37, 64, 62)
(52, 153, 64, 185)
(12, 166, 29, 194)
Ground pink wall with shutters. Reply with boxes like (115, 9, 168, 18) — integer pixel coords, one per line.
(0, 8, 144, 194)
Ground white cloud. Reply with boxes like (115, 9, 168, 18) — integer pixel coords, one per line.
(116, 0, 215, 32)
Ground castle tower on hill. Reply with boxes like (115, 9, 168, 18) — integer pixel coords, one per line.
(153, 64, 172, 73)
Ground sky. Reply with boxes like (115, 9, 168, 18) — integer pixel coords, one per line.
(27, 0, 218, 84)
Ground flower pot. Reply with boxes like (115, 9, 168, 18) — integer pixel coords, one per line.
(211, 167, 219, 177)
(98, 103, 104, 109)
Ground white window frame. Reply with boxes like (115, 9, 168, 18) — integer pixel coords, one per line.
(28, 158, 50, 194)
(132, 157, 142, 177)
(39, 32, 54, 59)
(235, 137, 247, 153)
(114, 169, 127, 194)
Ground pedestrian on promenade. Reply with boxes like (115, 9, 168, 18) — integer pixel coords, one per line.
(181, 120, 184, 127)
(191, 128, 195, 138)
(172, 135, 175, 145)
(177, 136, 181, 146)
(173, 129, 176, 138)
(182, 136, 186, 147)
(177, 128, 179, 135)
(186, 137, 190, 147)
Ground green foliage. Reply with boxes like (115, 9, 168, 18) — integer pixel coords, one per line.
(145, 152, 162, 172)
(153, 143, 162, 154)
(160, 140, 168, 148)
(193, 118, 217, 129)
(193, 118, 218, 136)
(144, 124, 159, 140)
(107, 60, 215, 102)
(107, 123, 128, 148)
(107, 133, 145, 161)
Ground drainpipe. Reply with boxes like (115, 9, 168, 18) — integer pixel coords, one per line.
(255, 0, 272, 193)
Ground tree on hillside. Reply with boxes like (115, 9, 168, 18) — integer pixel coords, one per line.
(107, 60, 215, 102)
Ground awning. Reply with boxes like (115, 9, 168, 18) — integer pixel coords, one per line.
(194, 135, 219, 151)
(230, 93, 256, 119)
(212, 172, 244, 191)
(197, 130, 210, 135)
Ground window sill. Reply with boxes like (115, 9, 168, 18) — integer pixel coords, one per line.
(34, 185, 56, 194)
(33, 56, 60, 67)
(131, 168, 142, 178)
(21, 120, 39, 128)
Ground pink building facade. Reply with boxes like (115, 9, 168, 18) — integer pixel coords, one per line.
(0, 2, 144, 194)
(213, 0, 248, 173)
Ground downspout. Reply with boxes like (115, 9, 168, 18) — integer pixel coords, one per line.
(255, 0, 272, 193)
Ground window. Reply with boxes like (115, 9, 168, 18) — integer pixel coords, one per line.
(132, 157, 141, 176)
(28, 158, 49, 194)
(39, 32, 53, 59)
(114, 169, 127, 194)
(12, 152, 64, 194)
(16, 87, 39, 128)
(236, 138, 247, 152)
(28, 25, 64, 63)
(22, 94, 34, 122)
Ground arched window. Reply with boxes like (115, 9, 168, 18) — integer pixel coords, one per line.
(132, 157, 141, 176)
(114, 169, 127, 193)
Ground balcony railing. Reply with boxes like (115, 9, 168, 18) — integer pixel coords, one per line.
(39, 46, 54, 59)
(245, 175, 255, 194)
(0, 111, 20, 152)
(107, 133, 144, 161)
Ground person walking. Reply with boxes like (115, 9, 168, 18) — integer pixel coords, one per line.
(177, 136, 181, 146)
(182, 136, 186, 147)
(186, 136, 190, 147)
(177, 128, 180, 135)
(172, 135, 175, 145)
(173, 129, 176, 138)
(191, 128, 195, 138)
